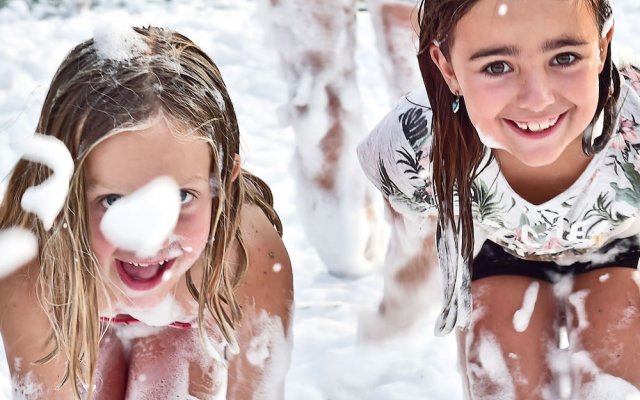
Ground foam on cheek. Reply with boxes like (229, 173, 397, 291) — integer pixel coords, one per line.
(243, 310, 291, 400)
(475, 124, 506, 150)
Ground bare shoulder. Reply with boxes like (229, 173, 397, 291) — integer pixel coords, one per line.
(234, 203, 293, 327)
(0, 263, 74, 398)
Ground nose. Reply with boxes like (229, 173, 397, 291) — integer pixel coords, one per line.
(516, 68, 555, 113)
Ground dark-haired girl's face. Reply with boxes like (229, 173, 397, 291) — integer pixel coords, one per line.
(431, 0, 611, 168)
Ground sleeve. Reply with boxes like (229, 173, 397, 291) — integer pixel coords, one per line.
(357, 86, 438, 218)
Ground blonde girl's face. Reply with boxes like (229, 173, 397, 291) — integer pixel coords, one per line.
(84, 116, 213, 314)
(431, 0, 611, 168)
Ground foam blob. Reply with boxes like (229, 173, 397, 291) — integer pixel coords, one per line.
(0, 227, 38, 279)
(497, 4, 508, 16)
(93, 22, 148, 62)
(512, 281, 540, 333)
(11, 133, 74, 231)
(127, 294, 187, 327)
(99, 176, 181, 258)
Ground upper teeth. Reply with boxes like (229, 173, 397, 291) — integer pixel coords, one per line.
(130, 260, 168, 267)
(515, 116, 559, 132)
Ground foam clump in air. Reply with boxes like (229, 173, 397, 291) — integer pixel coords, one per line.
(11, 133, 74, 231)
(93, 22, 148, 62)
(100, 176, 181, 257)
(0, 228, 38, 279)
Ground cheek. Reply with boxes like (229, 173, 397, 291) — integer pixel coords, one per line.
(174, 201, 213, 255)
(88, 209, 116, 264)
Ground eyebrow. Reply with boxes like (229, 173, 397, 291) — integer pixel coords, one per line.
(468, 35, 590, 61)
(85, 175, 210, 193)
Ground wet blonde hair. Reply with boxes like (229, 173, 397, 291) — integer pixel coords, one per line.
(0, 26, 281, 398)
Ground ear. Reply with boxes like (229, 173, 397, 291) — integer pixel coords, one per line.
(231, 154, 241, 182)
(598, 24, 615, 73)
(429, 44, 462, 94)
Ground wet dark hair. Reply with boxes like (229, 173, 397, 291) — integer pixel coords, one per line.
(416, 0, 619, 292)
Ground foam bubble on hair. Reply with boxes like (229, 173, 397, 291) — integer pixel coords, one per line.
(93, 22, 148, 62)
(210, 176, 220, 197)
(211, 88, 225, 111)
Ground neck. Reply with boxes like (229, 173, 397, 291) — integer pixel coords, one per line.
(494, 136, 592, 205)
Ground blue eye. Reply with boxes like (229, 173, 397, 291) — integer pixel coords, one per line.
(180, 190, 194, 205)
(484, 61, 512, 76)
(101, 194, 122, 209)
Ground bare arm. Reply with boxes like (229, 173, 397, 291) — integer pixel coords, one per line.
(226, 204, 294, 400)
(0, 262, 75, 399)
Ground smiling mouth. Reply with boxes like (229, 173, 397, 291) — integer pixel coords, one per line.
(115, 258, 176, 291)
(505, 112, 566, 136)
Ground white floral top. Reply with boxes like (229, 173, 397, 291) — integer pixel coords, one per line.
(357, 65, 640, 335)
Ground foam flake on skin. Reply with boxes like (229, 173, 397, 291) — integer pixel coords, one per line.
(512, 281, 540, 333)
(93, 22, 148, 62)
(467, 333, 515, 400)
(272, 263, 282, 273)
(497, 4, 508, 16)
(11, 371, 42, 400)
(240, 310, 291, 400)
(11, 133, 74, 231)
(568, 290, 590, 331)
(599, 273, 610, 282)
(128, 294, 188, 327)
(0, 228, 37, 279)
(100, 176, 181, 258)
(571, 351, 640, 399)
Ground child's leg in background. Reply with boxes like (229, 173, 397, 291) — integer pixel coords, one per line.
(262, 0, 390, 277)
(358, 202, 439, 340)
(366, 0, 421, 100)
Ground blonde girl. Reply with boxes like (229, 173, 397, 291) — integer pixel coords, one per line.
(0, 26, 292, 399)
(359, 0, 640, 398)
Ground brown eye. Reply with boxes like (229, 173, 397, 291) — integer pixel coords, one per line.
(553, 53, 577, 66)
(484, 62, 512, 76)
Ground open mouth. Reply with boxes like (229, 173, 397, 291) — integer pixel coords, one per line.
(100, 314, 193, 328)
(505, 112, 566, 138)
(115, 257, 176, 291)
